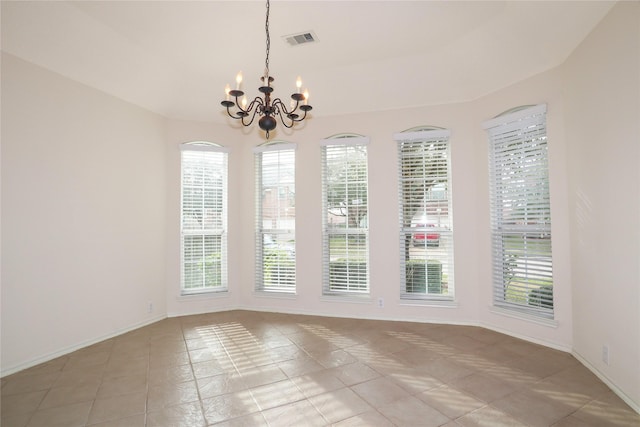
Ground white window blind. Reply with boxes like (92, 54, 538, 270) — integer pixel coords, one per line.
(321, 136, 369, 296)
(254, 143, 296, 293)
(484, 104, 553, 318)
(396, 129, 454, 301)
(180, 143, 228, 294)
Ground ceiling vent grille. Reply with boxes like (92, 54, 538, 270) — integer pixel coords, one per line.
(283, 31, 318, 46)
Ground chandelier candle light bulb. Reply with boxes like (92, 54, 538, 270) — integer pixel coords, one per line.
(220, 0, 313, 139)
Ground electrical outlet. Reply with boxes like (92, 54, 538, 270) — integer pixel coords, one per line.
(602, 344, 610, 366)
(148, 301, 154, 313)
(377, 297, 384, 308)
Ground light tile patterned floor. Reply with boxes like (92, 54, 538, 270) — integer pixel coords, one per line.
(1, 310, 638, 426)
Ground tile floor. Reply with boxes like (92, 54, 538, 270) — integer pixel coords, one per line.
(1, 310, 638, 426)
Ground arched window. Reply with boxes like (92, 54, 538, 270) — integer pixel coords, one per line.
(254, 141, 296, 293)
(321, 134, 370, 296)
(483, 104, 554, 318)
(395, 126, 455, 301)
(180, 142, 229, 294)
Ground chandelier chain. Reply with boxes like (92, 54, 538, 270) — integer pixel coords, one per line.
(264, 0, 270, 79)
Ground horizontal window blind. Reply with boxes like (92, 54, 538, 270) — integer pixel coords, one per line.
(180, 143, 228, 294)
(484, 105, 553, 318)
(254, 144, 296, 293)
(321, 137, 369, 295)
(396, 129, 454, 300)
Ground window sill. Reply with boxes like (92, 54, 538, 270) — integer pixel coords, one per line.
(320, 294, 372, 304)
(177, 290, 229, 301)
(489, 305, 558, 328)
(400, 299, 458, 308)
(253, 290, 297, 300)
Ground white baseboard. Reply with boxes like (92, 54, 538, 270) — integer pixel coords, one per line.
(1, 314, 167, 377)
(478, 321, 571, 353)
(4, 307, 638, 415)
(572, 350, 640, 414)
(231, 303, 477, 327)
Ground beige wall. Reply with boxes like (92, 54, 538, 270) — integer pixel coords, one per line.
(2, 1, 638, 411)
(165, 73, 574, 345)
(1, 53, 167, 373)
(162, 2, 638, 409)
(562, 1, 640, 409)
(163, 119, 247, 316)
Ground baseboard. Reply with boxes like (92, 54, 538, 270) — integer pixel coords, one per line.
(5, 306, 638, 415)
(572, 350, 640, 414)
(231, 303, 478, 327)
(1, 313, 167, 378)
(219, 306, 639, 413)
(167, 307, 230, 319)
(478, 321, 571, 353)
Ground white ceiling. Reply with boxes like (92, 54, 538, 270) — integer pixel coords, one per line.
(1, 1, 615, 124)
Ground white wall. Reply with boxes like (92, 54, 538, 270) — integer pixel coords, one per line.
(161, 4, 639, 411)
(562, 2, 640, 409)
(163, 119, 249, 316)
(469, 70, 574, 350)
(2, 1, 638, 412)
(1, 54, 167, 375)
(174, 80, 574, 351)
(250, 104, 489, 327)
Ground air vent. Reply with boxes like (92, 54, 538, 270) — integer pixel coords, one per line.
(283, 31, 318, 46)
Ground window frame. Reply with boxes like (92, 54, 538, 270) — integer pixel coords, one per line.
(321, 135, 370, 297)
(396, 128, 455, 302)
(254, 142, 297, 294)
(179, 142, 229, 295)
(483, 104, 554, 319)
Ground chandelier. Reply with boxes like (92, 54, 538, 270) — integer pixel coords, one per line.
(221, 0, 312, 139)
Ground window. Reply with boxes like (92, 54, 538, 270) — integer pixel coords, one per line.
(396, 128, 454, 301)
(180, 142, 228, 294)
(321, 135, 369, 296)
(254, 142, 296, 293)
(484, 104, 553, 318)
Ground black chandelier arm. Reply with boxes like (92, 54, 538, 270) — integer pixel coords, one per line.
(221, 103, 246, 120)
(271, 98, 313, 128)
(270, 99, 295, 129)
(278, 97, 313, 122)
(240, 107, 260, 128)
(289, 104, 312, 123)
(222, 96, 265, 126)
(240, 97, 266, 127)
